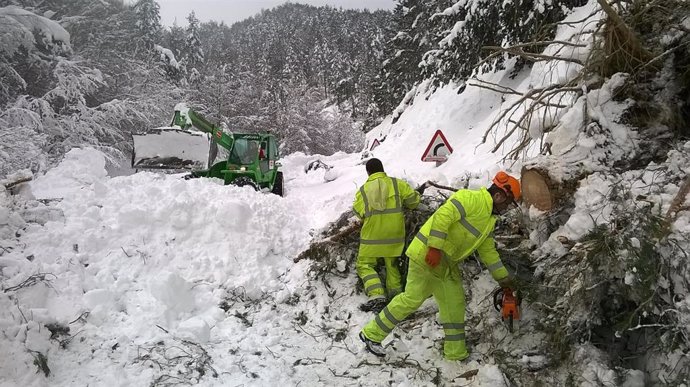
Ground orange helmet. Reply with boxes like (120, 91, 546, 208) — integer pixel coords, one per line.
(493, 171, 521, 201)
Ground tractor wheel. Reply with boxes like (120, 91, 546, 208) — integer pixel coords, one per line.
(231, 176, 259, 191)
(271, 171, 284, 197)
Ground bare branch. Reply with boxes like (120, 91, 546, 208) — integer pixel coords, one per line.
(480, 46, 585, 66)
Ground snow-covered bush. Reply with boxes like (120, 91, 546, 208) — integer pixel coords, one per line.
(0, 6, 71, 105)
(530, 143, 690, 383)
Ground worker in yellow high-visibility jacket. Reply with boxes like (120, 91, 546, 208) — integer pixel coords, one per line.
(353, 158, 421, 313)
(359, 171, 521, 360)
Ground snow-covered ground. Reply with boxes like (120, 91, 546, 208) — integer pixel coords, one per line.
(0, 146, 512, 386)
(2, 1, 688, 385)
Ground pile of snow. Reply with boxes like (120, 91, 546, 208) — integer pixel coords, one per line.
(0, 148, 312, 384)
(0, 146, 516, 385)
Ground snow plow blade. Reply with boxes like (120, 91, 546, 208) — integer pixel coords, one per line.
(132, 128, 211, 170)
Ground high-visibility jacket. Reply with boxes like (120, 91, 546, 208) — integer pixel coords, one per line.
(406, 188, 509, 281)
(353, 172, 420, 257)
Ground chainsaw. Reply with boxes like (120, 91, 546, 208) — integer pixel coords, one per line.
(493, 287, 521, 332)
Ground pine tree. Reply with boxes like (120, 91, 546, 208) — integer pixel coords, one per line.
(184, 11, 205, 72)
(166, 19, 186, 59)
(132, 0, 162, 51)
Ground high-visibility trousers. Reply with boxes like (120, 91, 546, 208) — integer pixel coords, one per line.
(361, 255, 468, 360)
(356, 256, 402, 299)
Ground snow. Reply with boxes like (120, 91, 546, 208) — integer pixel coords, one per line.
(155, 44, 180, 69)
(2, 0, 687, 385)
(30, 148, 107, 199)
(369, 2, 607, 187)
(0, 144, 520, 386)
(132, 127, 211, 170)
(0, 6, 70, 57)
(367, 65, 529, 188)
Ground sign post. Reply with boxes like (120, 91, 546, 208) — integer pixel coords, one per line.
(421, 130, 453, 166)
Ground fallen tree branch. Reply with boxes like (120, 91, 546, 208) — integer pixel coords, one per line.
(293, 222, 361, 263)
(469, 80, 572, 109)
(423, 181, 459, 192)
(596, 0, 653, 58)
(480, 46, 585, 66)
(4, 177, 32, 190)
(3, 273, 56, 292)
(665, 175, 690, 222)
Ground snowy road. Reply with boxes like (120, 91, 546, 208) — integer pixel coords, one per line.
(1, 148, 512, 386)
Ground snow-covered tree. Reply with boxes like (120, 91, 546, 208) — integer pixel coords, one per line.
(374, 1, 451, 115)
(184, 11, 205, 73)
(419, 0, 589, 84)
(132, 0, 161, 51)
(155, 44, 184, 83)
(0, 5, 71, 105)
(166, 19, 186, 59)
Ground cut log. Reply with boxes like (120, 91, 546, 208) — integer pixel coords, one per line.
(520, 166, 580, 212)
(521, 168, 554, 211)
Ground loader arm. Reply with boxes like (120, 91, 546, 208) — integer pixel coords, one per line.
(171, 108, 234, 151)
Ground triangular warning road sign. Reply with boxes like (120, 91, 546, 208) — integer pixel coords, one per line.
(421, 130, 453, 162)
(370, 138, 381, 151)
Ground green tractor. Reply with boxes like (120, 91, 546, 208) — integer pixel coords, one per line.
(132, 106, 284, 196)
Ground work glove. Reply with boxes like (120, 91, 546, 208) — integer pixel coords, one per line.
(415, 182, 427, 195)
(425, 247, 442, 268)
(498, 276, 516, 290)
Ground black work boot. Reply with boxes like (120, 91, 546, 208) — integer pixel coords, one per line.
(359, 332, 386, 357)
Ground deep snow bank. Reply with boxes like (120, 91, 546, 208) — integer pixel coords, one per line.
(1, 148, 317, 385)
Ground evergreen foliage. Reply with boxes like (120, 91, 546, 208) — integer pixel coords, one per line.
(374, 0, 590, 118)
(132, 0, 161, 50)
(184, 11, 204, 75)
(0, 1, 385, 178)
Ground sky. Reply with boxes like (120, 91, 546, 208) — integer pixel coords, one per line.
(156, 0, 396, 26)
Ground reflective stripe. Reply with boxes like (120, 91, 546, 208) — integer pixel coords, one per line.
(445, 333, 466, 341)
(450, 199, 481, 237)
(361, 274, 380, 283)
(366, 283, 384, 293)
(360, 186, 370, 217)
(442, 323, 465, 330)
(375, 315, 393, 333)
(382, 307, 400, 325)
(416, 232, 428, 244)
(361, 238, 405, 245)
(429, 230, 447, 239)
(391, 178, 401, 209)
(370, 208, 403, 216)
(487, 262, 506, 272)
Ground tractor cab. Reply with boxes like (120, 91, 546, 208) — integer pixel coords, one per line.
(203, 133, 282, 194)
